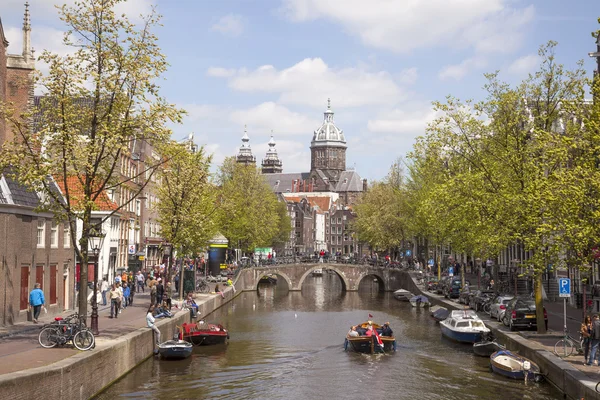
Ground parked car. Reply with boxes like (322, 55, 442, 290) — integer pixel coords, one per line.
(489, 295, 514, 320)
(469, 290, 495, 311)
(502, 297, 548, 331)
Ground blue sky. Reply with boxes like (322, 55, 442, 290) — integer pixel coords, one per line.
(2, 0, 600, 180)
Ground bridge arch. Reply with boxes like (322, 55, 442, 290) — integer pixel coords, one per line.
(296, 265, 349, 291)
(253, 269, 293, 291)
(355, 271, 386, 292)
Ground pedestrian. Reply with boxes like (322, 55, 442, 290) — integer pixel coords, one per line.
(28, 283, 45, 323)
(116, 283, 124, 313)
(581, 315, 592, 364)
(150, 278, 157, 306)
(108, 284, 120, 318)
(136, 270, 145, 293)
(147, 305, 161, 353)
(122, 283, 130, 309)
(156, 278, 164, 304)
(586, 314, 600, 366)
(101, 278, 109, 306)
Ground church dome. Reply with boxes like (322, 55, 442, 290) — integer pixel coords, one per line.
(311, 99, 346, 147)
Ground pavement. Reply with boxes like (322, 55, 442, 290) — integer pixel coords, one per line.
(0, 285, 223, 376)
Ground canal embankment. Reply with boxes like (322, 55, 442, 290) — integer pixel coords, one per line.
(400, 272, 600, 400)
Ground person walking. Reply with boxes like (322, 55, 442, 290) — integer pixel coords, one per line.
(586, 314, 600, 366)
(108, 284, 121, 318)
(156, 278, 164, 304)
(101, 278, 109, 306)
(28, 283, 45, 323)
(147, 305, 161, 353)
(150, 277, 158, 306)
(122, 283, 131, 309)
(581, 315, 592, 364)
(136, 270, 145, 293)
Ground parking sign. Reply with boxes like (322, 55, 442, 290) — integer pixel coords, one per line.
(558, 278, 571, 298)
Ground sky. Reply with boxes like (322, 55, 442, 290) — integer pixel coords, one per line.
(2, 0, 600, 181)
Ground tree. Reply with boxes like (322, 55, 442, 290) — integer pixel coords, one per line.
(215, 157, 289, 251)
(0, 0, 183, 317)
(155, 141, 217, 287)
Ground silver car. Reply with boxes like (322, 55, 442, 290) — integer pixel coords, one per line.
(489, 295, 514, 321)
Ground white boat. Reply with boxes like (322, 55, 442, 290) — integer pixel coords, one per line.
(393, 289, 414, 301)
(312, 269, 323, 276)
(409, 295, 431, 307)
(439, 310, 490, 343)
(490, 350, 543, 381)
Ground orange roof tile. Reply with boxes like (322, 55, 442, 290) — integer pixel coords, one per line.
(55, 176, 118, 212)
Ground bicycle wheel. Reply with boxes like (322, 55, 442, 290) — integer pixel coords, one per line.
(39, 326, 59, 348)
(554, 338, 575, 357)
(483, 303, 491, 314)
(73, 329, 95, 351)
(200, 284, 210, 294)
(596, 380, 600, 393)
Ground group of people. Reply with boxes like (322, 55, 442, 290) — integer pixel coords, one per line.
(106, 282, 132, 318)
(347, 321, 394, 337)
(581, 314, 600, 365)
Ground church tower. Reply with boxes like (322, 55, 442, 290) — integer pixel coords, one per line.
(310, 98, 347, 183)
(261, 134, 283, 174)
(236, 125, 256, 166)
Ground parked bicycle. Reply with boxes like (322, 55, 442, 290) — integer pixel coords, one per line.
(553, 329, 583, 358)
(196, 278, 210, 293)
(38, 314, 94, 351)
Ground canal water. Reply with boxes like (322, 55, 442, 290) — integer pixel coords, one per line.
(97, 272, 561, 400)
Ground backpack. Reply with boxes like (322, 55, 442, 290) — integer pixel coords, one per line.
(593, 320, 600, 340)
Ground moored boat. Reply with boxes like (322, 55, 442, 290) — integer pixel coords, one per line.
(409, 295, 431, 308)
(439, 310, 490, 343)
(473, 340, 505, 357)
(157, 340, 193, 360)
(490, 350, 543, 382)
(430, 306, 449, 322)
(312, 268, 323, 276)
(259, 274, 277, 284)
(344, 321, 396, 354)
(180, 321, 229, 346)
(393, 289, 414, 301)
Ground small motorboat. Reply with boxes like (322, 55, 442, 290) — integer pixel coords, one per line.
(430, 306, 450, 322)
(393, 289, 414, 301)
(312, 269, 323, 276)
(344, 322, 396, 354)
(409, 295, 431, 308)
(157, 340, 193, 360)
(473, 340, 505, 357)
(259, 274, 277, 284)
(180, 321, 229, 346)
(439, 310, 490, 343)
(490, 350, 543, 382)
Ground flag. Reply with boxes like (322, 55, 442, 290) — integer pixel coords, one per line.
(368, 313, 373, 318)
(373, 328, 384, 348)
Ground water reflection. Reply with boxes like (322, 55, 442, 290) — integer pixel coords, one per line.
(98, 274, 562, 400)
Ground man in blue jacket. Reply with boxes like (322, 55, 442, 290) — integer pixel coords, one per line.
(29, 283, 45, 323)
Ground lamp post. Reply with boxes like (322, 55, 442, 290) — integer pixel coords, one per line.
(89, 228, 106, 336)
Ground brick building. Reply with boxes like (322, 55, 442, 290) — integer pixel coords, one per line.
(0, 6, 74, 324)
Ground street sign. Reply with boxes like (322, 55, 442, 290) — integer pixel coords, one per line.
(558, 278, 571, 298)
(128, 244, 136, 255)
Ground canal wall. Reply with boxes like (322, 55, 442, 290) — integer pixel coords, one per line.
(400, 272, 600, 400)
(0, 287, 239, 400)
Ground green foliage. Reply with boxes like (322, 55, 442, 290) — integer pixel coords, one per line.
(215, 157, 290, 251)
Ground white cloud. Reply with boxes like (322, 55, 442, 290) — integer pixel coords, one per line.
(397, 67, 418, 85)
(438, 57, 487, 81)
(254, 139, 310, 173)
(507, 54, 539, 75)
(280, 0, 534, 54)
(367, 105, 440, 136)
(206, 67, 236, 78)
(230, 102, 320, 136)
(210, 58, 406, 108)
(211, 14, 244, 37)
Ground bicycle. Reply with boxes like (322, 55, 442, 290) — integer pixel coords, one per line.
(38, 315, 94, 351)
(553, 329, 583, 358)
(196, 278, 210, 293)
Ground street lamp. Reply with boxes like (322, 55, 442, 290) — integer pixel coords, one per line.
(89, 228, 106, 336)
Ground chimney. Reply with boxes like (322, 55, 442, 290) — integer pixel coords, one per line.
(362, 178, 368, 191)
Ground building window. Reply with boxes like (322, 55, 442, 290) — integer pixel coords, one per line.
(64, 224, 70, 248)
(37, 219, 45, 247)
(338, 217, 342, 224)
(50, 221, 58, 248)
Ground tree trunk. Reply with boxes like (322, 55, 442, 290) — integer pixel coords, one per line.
(535, 271, 546, 334)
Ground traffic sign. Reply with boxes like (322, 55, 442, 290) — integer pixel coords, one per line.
(558, 278, 571, 298)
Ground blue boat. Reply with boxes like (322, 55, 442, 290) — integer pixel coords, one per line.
(439, 310, 490, 343)
(490, 350, 543, 382)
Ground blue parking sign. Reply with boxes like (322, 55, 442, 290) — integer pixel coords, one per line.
(558, 278, 570, 298)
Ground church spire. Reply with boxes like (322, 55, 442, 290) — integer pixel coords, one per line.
(236, 125, 256, 166)
(261, 132, 283, 174)
(22, 2, 32, 60)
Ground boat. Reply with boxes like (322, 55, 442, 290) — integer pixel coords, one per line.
(393, 289, 414, 301)
(409, 295, 431, 307)
(157, 340, 193, 360)
(439, 310, 490, 343)
(473, 340, 505, 357)
(344, 322, 396, 354)
(312, 268, 323, 276)
(259, 274, 277, 284)
(430, 306, 449, 322)
(490, 350, 543, 382)
(180, 321, 229, 346)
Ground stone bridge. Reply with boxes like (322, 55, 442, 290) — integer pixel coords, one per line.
(235, 263, 417, 292)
